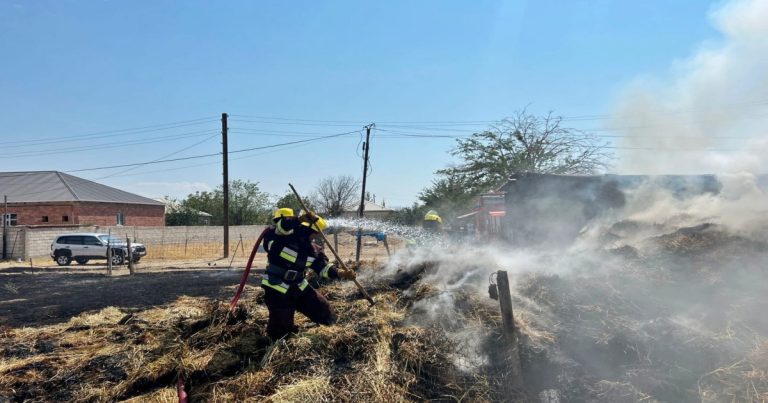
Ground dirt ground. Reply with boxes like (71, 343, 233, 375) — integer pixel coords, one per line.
(0, 239, 394, 328)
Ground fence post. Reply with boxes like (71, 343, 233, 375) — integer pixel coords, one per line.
(228, 236, 241, 269)
(127, 237, 134, 275)
(22, 227, 29, 260)
(495, 270, 523, 388)
(160, 227, 166, 260)
(239, 233, 245, 255)
(382, 236, 391, 257)
(107, 229, 113, 276)
(333, 232, 338, 252)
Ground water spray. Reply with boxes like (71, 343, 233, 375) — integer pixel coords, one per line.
(289, 183, 376, 307)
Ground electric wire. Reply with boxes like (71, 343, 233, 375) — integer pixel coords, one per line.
(1, 117, 219, 146)
(66, 130, 360, 173)
(94, 133, 221, 180)
(4, 130, 220, 159)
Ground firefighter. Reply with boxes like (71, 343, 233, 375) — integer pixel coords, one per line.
(422, 210, 443, 233)
(261, 209, 356, 341)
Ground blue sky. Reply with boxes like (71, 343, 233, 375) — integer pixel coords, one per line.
(0, 0, 723, 206)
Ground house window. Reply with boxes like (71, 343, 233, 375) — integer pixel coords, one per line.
(42, 216, 49, 223)
(2, 213, 17, 226)
(116, 212, 125, 226)
(62, 215, 69, 222)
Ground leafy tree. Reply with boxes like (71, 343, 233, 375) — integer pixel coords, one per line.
(312, 176, 360, 217)
(387, 202, 429, 226)
(273, 191, 315, 215)
(439, 110, 609, 192)
(165, 208, 203, 226)
(417, 172, 477, 224)
(182, 180, 271, 225)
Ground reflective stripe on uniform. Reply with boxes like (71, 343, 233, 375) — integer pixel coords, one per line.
(275, 220, 294, 236)
(261, 277, 309, 294)
(305, 256, 315, 267)
(265, 240, 273, 252)
(319, 263, 333, 279)
(279, 247, 298, 263)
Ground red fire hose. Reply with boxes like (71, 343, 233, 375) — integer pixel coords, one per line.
(229, 227, 268, 310)
(177, 374, 188, 403)
(179, 228, 268, 402)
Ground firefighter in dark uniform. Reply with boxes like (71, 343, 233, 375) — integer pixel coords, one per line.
(422, 210, 443, 233)
(261, 208, 356, 341)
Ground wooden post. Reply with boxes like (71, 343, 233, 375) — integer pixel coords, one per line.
(228, 237, 241, 269)
(160, 227, 165, 260)
(355, 124, 374, 264)
(496, 270, 523, 388)
(107, 229, 113, 276)
(222, 112, 230, 258)
(2, 195, 7, 260)
(382, 237, 391, 257)
(333, 232, 338, 252)
(239, 233, 245, 255)
(127, 237, 135, 275)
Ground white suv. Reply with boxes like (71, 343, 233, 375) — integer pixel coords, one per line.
(50, 233, 147, 266)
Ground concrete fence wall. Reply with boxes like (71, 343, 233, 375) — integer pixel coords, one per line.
(1, 227, 26, 260)
(2, 225, 268, 260)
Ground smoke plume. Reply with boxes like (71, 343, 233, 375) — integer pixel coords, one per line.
(612, 0, 768, 175)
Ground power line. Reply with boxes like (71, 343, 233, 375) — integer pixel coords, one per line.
(229, 114, 369, 124)
(228, 117, 362, 128)
(4, 130, 219, 159)
(229, 128, 348, 138)
(94, 133, 221, 180)
(89, 131, 357, 179)
(375, 127, 761, 140)
(1, 116, 219, 146)
(65, 130, 360, 173)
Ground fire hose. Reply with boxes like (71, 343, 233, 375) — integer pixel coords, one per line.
(178, 228, 267, 402)
(229, 227, 269, 310)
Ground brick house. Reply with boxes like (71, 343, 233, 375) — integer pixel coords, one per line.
(1, 171, 165, 227)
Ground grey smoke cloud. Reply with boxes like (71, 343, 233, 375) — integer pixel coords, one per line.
(612, 0, 768, 175)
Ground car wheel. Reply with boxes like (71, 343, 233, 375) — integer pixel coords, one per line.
(56, 255, 72, 266)
(132, 257, 141, 263)
(75, 258, 89, 265)
(111, 252, 124, 266)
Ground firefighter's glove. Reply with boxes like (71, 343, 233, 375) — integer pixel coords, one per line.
(345, 261, 361, 271)
(338, 269, 357, 281)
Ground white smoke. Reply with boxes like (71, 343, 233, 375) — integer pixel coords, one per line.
(612, 0, 768, 175)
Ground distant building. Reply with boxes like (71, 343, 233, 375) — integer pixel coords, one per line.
(340, 200, 395, 220)
(0, 171, 165, 227)
(156, 197, 213, 226)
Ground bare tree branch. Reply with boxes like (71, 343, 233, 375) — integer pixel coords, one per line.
(312, 175, 361, 217)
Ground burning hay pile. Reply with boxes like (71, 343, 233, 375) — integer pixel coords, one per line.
(509, 220, 768, 402)
(2, 217, 768, 402)
(0, 264, 510, 402)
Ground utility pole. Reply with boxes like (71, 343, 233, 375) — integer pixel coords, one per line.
(355, 124, 374, 263)
(222, 113, 230, 258)
(2, 195, 7, 260)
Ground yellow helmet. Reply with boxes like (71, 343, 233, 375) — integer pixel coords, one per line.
(273, 207, 294, 220)
(424, 210, 442, 223)
(301, 215, 328, 233)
